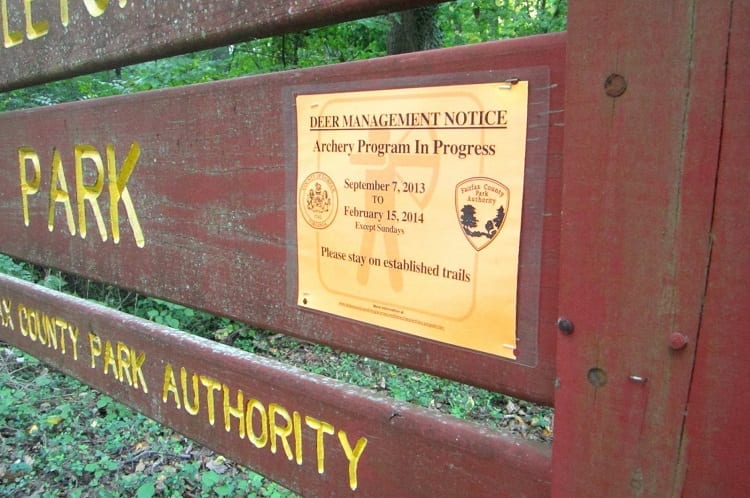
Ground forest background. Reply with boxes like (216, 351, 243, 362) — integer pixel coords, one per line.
(0, 1, 566, 496)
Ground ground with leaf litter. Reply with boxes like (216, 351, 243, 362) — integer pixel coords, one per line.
(0, 331, 552, 497)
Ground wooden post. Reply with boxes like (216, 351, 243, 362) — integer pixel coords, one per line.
(679, 2, 750, 495)
(554, 1, 748, 496)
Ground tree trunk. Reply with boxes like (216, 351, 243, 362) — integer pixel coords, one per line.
(387, 6, 441, 55)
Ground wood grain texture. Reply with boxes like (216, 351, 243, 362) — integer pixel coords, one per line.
(0, 272, 551, 497)
(553, 1, 737, 496)
(0, 0, 441, 91)
(680, 0, 750, 495)
(0, 34, 566, 402)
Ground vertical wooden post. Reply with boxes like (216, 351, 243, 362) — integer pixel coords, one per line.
(679, 1, 750, 496)
(554, 1, 746, 496)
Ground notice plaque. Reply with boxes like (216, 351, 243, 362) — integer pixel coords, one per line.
(296, 82, 528, 359)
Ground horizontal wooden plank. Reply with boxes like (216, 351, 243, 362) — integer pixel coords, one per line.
(0, 0, 441, 91)
(0, 272, 551, 497)
(0, 34, 565, 402)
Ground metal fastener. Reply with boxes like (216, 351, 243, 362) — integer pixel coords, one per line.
(669, 332, 689, 351)
(557, 317, 574, 335)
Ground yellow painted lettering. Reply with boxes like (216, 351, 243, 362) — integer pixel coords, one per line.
(338, 430, 368, 491)
(82, 0, 107, 17)
(130, 348, 147, 393)
(31, 311, 41, 341)
(1, 299, 13, 329)
(57, 320, 67, 354)
(37, 313, 48, 346)
(74, 144, 107, 242)
(200, 375, 221, 426)
(161, 363, 180, 408)
(246, 398, 268, 449)
(269, 403, 294, 461)
(116, 341, 132, 386)
(1, 0, 22, 47)
(305, 416, 334, 474)
(106, 142, 144, 247)
(222, 385, 245, 438)
(48, 149, 76, 235)
(59, 0, 67, 25)
(88, 332, 102, 369)
(42, 315, 57, 349)
(68, 325, 78, 360)
(293, 411, 302, 465)
(180, 367, 200, 415)
(102, 339, 118, 379)
(23, 0, 47, 40)
(17, 304, 28, 337)
(26, 307, 38, 341)
(19, 147, 40, 227)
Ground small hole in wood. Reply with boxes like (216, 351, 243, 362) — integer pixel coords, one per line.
(587, 367, 608, 388)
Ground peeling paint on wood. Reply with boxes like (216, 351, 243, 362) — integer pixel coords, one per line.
(0, 272, 551, 497)
(0, 34, 566, 402)
(0, 0, 443, 91)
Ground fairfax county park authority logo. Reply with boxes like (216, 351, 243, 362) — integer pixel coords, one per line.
(455, 177, 510, 251)
(299, 172, 338, 229)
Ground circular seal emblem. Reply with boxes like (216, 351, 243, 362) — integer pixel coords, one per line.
(299, 172, 338, 229)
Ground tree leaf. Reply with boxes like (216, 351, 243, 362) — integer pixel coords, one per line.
(136, 480, 156, 498)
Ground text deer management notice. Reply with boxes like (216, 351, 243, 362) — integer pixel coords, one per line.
(296, 82, 528, 359)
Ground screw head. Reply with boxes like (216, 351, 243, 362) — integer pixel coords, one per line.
(557, 317, 574, 335)
(604, 73, 627, 97)
(669, 332, 689, 351)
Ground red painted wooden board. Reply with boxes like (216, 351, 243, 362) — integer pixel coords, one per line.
(681, 0, 750, 495)
(553, 1, 738, 496)
(0, 0, 441, 92)
(0, 34, 565, 402)
(0, 272, 551, 497)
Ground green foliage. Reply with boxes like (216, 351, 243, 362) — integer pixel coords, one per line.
(0, 2, 566, 111)
(0, 255, 33, 281)
(0, 16, 395, 112)
(135, 481, 156, 498)
(0, 350, 298, 496)
(136, 298, 193, 329)
(439, 0, 567, 45)
(286, 343, 551, 434)
(0, 4, 560, 494)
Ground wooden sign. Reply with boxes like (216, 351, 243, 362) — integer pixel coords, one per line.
(0, 0, 440, 91)
(0, 35, 566, 402)
(0, 272, 551, 496)
(296, 83, 529, 358)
